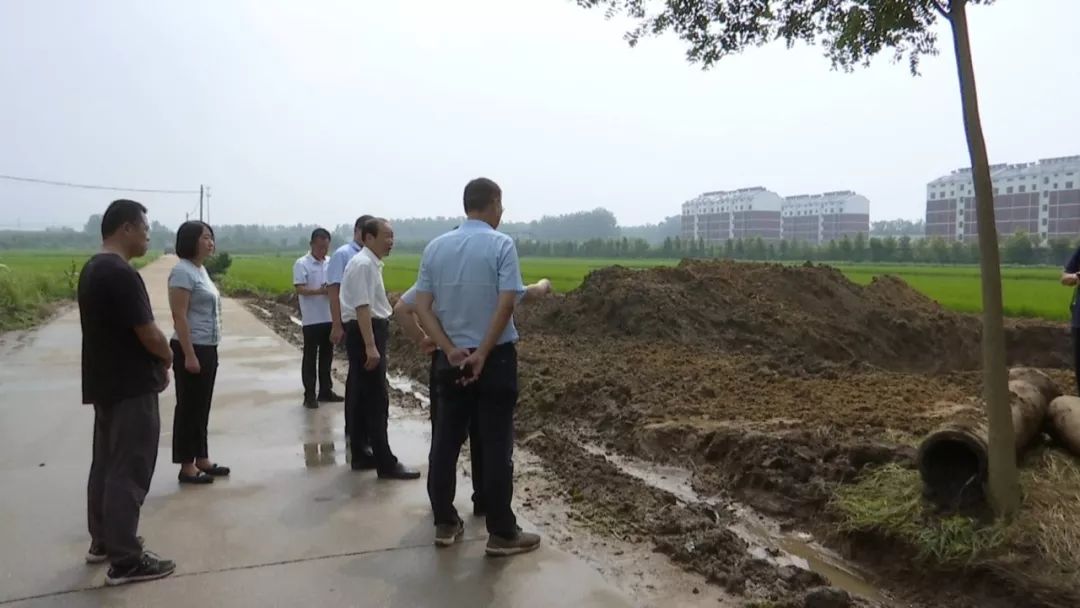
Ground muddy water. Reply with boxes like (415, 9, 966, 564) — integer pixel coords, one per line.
(579, 442, 892, 605)
(388, 374, 430, 406)
(380, 368, 891, 602)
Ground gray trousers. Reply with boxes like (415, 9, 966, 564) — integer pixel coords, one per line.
(87, 393, 160, 565)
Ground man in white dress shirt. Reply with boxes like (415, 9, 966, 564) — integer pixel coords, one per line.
(339, 218, 420, 480)
(293, 228, 344, 409)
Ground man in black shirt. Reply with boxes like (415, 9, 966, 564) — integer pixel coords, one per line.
(78, 199, 176, 586)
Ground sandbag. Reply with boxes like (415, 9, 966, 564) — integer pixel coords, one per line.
(1047, 396, 1080, 457)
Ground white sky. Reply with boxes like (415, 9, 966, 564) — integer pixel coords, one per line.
(1, 0, 1078, 230)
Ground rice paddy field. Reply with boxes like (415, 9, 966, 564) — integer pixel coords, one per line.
(219, 252, 1073, 322)
(0, 250, 157, 330)
(0, 250, 1072, 330)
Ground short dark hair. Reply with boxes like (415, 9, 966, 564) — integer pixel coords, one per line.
(101, 199, 148, 238)
(463, 178, 501, 213)
(353, 214, 374, 232)
(310, 228, 331, 242)
(175, 221, 214, 260)
(360, 218, 386, 242)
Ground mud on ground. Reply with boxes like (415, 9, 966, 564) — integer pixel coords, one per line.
(244, 259, 1077, 608)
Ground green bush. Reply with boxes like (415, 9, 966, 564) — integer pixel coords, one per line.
(205, 252, 233, 279)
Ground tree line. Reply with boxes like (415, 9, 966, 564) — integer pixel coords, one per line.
(514, 230, 1077, 266)
(1, 215, 1072, 267)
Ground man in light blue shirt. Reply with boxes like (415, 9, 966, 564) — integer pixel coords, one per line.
(414, 177, 541, 556)
(326, 214, 373, 465)
(395, 276, 551, 518)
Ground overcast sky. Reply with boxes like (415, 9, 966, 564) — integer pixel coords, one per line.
(1, 0, 1078, 230)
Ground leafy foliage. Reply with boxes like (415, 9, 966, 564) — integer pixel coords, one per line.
(577, 0, 995, 75)
(204, 252, 233, 279)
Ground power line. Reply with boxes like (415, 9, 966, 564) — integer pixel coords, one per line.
(0, 173, 200, 195)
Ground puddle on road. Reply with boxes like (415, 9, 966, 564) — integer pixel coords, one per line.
(579, 442, 891, 605)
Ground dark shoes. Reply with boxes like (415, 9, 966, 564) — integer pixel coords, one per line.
(486, 528, 541, 557)
(434, 519, 465, 547)
(86, 536, 144, 564)
(105, 551, 176, 586)
(306, 391, 342, 407)
(377, 463, 421, 480)
(199, 463, 230, 477)
(178, 464, 228, 484)
(178, 471, 214, 484)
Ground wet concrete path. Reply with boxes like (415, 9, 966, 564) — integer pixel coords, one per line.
(0, 256, 632, 607)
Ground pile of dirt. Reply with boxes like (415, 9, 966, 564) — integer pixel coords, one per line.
(518, 259, 1069, 373)
(257, 259, 1073, 608)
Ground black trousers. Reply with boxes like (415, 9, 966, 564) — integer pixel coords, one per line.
(344, 319, 398, 472)
(1073, 328, 1080, 395)
(428, 353, 485, 509)
(302, 322, 335, 400)
(88, 394, 160, 566)
(171, 341, 220, 464)
(428, 343, 517, 537)
(344, 335, 370, 447)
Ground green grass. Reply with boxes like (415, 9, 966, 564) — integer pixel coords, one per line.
(837, 264, 1067, 320)
(830, 465, 1008, 565)
(831, 453, 1080, 604)
(0, 250, 158, 331)
(217, 252, 678, 296)
(220, 253, 1073, 322)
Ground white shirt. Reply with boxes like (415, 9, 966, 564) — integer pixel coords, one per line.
(339, 247, 392, 322)
(293, 253, 332, 326)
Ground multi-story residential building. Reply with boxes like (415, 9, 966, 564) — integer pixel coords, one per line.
(681, 188, 870, 244)
(681, 187, 784, 243)
(781, 191, 870, 243)
(925, 155, 1080, 242)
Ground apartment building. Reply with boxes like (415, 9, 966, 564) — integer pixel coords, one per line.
(925, 155, 1080, 241)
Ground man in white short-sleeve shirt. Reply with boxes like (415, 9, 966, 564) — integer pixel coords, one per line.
(327, 215, 373, 448)
(339, 218, 419, 480)
(293, 228, 343, 409)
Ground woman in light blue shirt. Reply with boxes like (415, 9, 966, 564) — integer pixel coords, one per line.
(168, 221, 228, 485)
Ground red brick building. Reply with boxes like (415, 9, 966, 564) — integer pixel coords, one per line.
(681, 187, 784, 243)
(925, 155, 1080, 242)
(682, 188, 870, 245)
(781, 191, 870, 243)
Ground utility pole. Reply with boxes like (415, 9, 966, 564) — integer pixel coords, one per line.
(206, 187, 211, 225)
(199, 184, 204, 221)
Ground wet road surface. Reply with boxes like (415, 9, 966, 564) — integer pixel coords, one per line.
(0, 256, 632, 607)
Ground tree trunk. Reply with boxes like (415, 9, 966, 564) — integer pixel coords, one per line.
(947, 0, 1020, 518)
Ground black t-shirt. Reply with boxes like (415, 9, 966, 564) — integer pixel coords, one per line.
(78, 253, 165, 404)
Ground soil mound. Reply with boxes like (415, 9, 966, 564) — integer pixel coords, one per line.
(523, 259, 1067, 373)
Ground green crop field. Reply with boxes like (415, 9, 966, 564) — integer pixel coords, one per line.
(217, 252, 676, 296)
(0, 250, 1071, 330)
(0, 250, 157, 330)
(220, 253, 1074, 323)
(837, 264, 1069, 320)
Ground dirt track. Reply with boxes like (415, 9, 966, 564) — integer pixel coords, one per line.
(250, 259, 1077, 607)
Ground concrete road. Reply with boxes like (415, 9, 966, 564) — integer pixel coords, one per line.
(0, 256, 632, 608)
